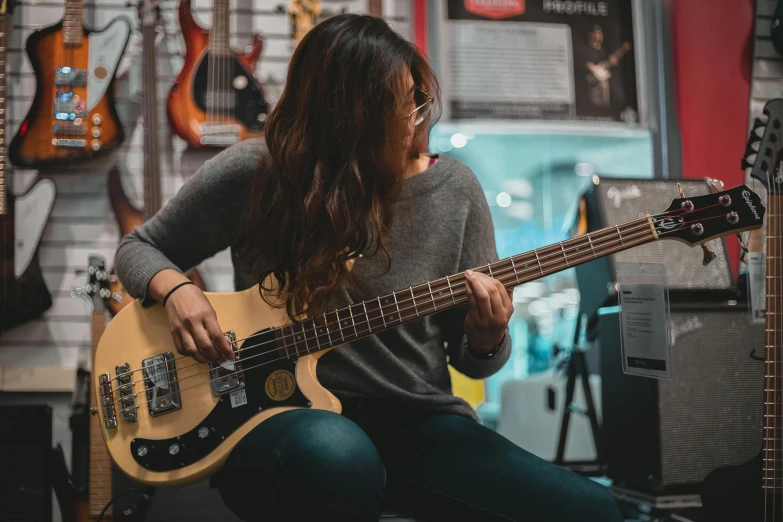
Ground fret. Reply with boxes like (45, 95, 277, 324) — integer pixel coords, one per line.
(615, 226, 625, 248)
(410, 287, 420, 316)
(534, 251, 544, 276)
(333, 310, 345, 344)
(446, 276, 457, 303)
(509, 258, 520, 284)
(560, 243, 569, 266)
(316, 316, 332, 347)
(308, 319, 321, 351)
(296, 323, 307, 355)
(377, 297, 388, 327)
(348, 304, 360, 338)
(587, 234, 597, 258)
(427, 282, 437, 311)
(278, 326, 290, 359)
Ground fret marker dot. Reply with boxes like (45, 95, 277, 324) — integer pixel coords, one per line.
(343, 320, 349, 326)
(389, 315, 396, 321)
(575, 248, 580, 253)
(297, 335, 302, 340)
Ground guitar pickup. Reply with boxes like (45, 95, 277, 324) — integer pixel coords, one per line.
(209, 331, 244, 396)
(199, 123, 240, 147)
(142, 352, 182, 417)
(53, 95, 88, 120)
(54, 66, 87, 87)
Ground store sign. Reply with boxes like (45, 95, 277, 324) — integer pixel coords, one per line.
(464, 0, 525, 19)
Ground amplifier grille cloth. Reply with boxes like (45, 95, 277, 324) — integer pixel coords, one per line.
(658, 309, 763, 485)
(594, 179, 733, 291)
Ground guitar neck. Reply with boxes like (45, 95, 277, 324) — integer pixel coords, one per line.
(63, 0, 83, 46)
(764, 194, 783, 493)
(141, 4, 162, 220)
(0, 13, 11, 281)
(210, 0, 231, 56)
(89, 309, 113, 517)
(274, 217, 657, 357)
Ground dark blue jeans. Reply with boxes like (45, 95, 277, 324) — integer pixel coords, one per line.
(212, 401, 622, 522)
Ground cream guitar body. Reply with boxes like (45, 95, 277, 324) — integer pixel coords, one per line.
(95, 285, 339, 487)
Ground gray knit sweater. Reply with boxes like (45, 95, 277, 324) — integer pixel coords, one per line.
(114, 139, 511, 421)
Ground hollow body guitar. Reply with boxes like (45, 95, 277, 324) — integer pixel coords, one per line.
(9, 0, 130, 168)
(167, 0, 268, 148)
(93, 185, 764, 487)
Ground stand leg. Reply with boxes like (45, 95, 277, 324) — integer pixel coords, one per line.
(576, 352, 602, 465)
(554, 355, 577, 465)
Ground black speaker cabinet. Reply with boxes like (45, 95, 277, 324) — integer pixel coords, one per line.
(575, 178, 737, 319)
(0, 404, 53, 522)
(598, 304, 764, 494)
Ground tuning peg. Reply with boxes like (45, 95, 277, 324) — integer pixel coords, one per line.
(708, 179, 724, 191)
(701, 244, 717, 266)
(677, 183, 685, 198)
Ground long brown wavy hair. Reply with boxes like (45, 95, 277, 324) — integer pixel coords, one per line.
(243, 14, 440, 322)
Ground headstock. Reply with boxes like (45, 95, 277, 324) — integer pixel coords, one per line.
(85, 255, 111, 314)
(743, 99, 783, 194)
(138, 0, 160, 28)
(653, 183, 765, 246)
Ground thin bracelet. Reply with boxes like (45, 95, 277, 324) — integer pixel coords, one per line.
(163, 281, 195, 307)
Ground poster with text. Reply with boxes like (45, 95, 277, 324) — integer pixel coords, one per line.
(438, 0, 639, 123)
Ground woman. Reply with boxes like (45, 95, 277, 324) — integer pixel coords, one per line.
(115, 14, 622, 522)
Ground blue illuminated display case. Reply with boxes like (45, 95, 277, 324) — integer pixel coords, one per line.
(429, 122, 655, 413)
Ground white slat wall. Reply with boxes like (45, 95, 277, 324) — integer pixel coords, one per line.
(1, 0, 411, 385)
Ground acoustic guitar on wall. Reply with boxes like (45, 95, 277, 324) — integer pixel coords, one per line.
(167, 0, 269, 148)
(8, 0, 130, 169)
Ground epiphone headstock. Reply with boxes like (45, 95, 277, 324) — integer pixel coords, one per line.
(743, 99, 783, 194)
(654, 183, 765, 246)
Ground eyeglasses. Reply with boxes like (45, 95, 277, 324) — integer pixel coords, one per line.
(408, 88, 434, 127)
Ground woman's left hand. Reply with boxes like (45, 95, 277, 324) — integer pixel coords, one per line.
(463, 269, 514, 354)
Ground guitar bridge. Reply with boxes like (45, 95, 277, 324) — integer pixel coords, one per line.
(54, 66, 87, 87)
(115, 363, 137, 422)
(209, 331, 244, 396)
(99, 374, 117, 429)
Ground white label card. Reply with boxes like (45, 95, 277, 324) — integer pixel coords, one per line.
(617, 263, 672, 379)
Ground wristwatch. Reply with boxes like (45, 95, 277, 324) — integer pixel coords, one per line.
(466, 334, 506, 360)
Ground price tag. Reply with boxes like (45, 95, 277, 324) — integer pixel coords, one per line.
(747, 252, 766, 324)
(616, 263, 672, 379)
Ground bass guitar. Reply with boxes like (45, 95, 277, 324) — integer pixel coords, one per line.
(8, 0, 130, 169)
(91, 184, 763, 487)
(702, 99, 783, 521)
(107, 0, 205, 316)
(167, 0, 268, 148)
(587, 42, 631, 84)
(1, 0, 56, 333)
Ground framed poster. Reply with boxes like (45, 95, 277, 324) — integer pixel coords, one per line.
(436, 0, 639, 124)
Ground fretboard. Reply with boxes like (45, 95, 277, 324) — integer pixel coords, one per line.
(141, 4, 162, 219)
(764, 194, 783, 491)
(272, 217, 656, 358)
(89, 310, 113, 517)
(210, 0, 231, 56)
(63, 0, 83, 46)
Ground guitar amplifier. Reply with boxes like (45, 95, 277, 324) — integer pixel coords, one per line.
(574, 178, 736, 319)
(598, 304, 764, 493)
(0, 404, 52, 522)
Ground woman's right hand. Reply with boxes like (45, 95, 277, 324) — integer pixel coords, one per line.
(165, 283, 235, 363)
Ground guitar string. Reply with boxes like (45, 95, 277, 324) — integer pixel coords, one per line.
(773, 123, 780, 520)
(104, 212, 730, 414)
(101, 202, 720, 387)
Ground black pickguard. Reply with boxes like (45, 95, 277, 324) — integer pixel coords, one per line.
(130, 329, 310, 472)
(191, 52, 268, 132)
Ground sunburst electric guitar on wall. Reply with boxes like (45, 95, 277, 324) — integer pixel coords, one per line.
(92, 185, 764, 487)
(107, 0, 205, 316)
(8, 0, 130, 169)
(167, 0, 268, 148)
(1, 0, 57, 333)
(702, 99, 783, 521)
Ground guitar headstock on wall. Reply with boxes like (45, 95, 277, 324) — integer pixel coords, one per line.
(85, 255, 112, 315)
(653, 184, 765, 246)
(743, 98, 783, 193)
